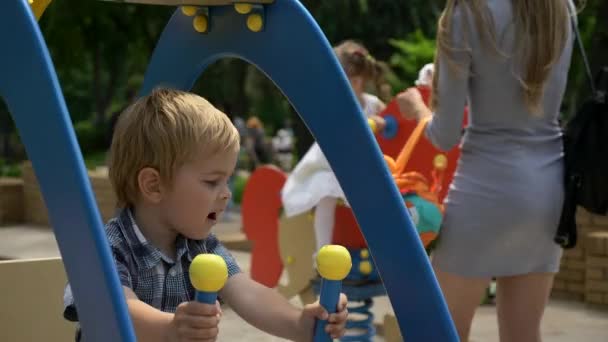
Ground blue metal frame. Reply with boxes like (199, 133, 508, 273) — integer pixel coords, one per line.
(0, 1, 135, 341)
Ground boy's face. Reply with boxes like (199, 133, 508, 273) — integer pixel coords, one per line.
(160, 147, 238, 240)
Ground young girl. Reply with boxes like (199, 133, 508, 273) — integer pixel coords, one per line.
(397, 1, 574, 341)
(281, 40, 387, 253)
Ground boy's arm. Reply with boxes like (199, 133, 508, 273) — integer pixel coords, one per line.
(122, 286, 173, 342)
(109, 252, 174, 342)
(219, 273, 303, 340)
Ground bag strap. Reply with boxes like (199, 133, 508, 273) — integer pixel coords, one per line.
(569, 3, 596, 94)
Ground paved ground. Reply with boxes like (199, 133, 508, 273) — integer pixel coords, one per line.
(1, 216, 607, 341)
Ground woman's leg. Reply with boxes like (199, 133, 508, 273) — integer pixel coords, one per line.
(432, 265, 491, 342)
(495, 273, 554, 342)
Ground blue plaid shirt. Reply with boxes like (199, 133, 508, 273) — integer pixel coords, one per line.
(63, 208, 240, 340)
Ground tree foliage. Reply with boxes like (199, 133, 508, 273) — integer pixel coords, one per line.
(0, 0, 606, 163)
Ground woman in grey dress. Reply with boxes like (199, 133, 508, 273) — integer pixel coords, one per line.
(397, 0, 574, 341)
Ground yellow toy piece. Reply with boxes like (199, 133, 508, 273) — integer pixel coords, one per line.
(367, 118, 377, 133)
(28, 0, 52, 21)
(285, 255, 294, 265)
(316, 245, 352, 281)
(359, 260, 372, 275)
(234, 3, 253, 14)
(433, 154, 448, 171)
(181, 6, 198, 16)
(193, 15, 209, 33)
(189, 254, 228, 292)
(246, 13, 263, 32)
(360, 248, 370, 259)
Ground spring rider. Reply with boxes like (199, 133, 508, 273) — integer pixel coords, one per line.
(242, 84, 466, 340)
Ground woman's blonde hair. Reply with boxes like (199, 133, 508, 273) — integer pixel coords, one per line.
(432, 0, 570, 115)
(109, 88, 240, 208)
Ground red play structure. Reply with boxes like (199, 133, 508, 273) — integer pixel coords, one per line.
(242, 86, 468, 287)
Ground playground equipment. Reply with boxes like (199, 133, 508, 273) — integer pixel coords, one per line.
(1, 0, 457, 341)
(241, 87, 467, 340)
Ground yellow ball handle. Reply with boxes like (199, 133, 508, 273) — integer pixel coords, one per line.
(316, 245, 352, 281)
(189, 254, 228, 305)
(368, 118, 377, 134)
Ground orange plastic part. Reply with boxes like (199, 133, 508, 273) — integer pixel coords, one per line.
(376, 85, 468, 202)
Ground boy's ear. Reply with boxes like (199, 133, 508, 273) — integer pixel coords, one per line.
(137, 167, 162, 203)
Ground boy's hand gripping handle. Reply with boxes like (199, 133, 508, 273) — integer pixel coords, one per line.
(314, 245, 352, 342)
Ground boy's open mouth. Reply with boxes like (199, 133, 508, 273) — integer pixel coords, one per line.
(207, 212, 217, 220)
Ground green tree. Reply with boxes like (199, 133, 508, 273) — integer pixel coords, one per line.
(1, 0, 605, 163)
(386, 30, 436, 92)
(563, 0, 608, 120)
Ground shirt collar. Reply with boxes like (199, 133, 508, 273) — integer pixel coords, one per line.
(117, 208, 192, 268)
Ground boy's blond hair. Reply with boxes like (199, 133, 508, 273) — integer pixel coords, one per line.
(109, 88, 240, 208)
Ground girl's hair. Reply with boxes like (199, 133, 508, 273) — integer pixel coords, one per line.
(333, 40, 388, 94)
(432, 0, 570, 115)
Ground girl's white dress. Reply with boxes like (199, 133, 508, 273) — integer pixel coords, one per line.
(281, 93, 384, 250)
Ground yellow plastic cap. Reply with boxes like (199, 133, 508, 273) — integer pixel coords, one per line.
(193, 15, 208, 33)
(247, 13, 263, 32)
(433, 154, 448, 171)
(234, 3, 252, 14)
(189, 254, 228, 292)
(286, 255, 295, 265)
(360, 249, 370, 259)
(367, 118, 377, 133)
(316, 245, 352, 281)
(359, 260, 373, 275)
(181, 6, 197, 16)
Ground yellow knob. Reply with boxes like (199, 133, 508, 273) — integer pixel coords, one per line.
(360, 249, 369, 259)
(181, 6, 198, 16)
(193, 15, 208, 33)
(307, 212, 315, 221)
(368, 118, 377, 133)
(28, 0, 52, 20)
(433, 154, 448, 171)
(286, 255, 294, 265)
(359, 260, 372, 275)
(246, 13, 263, 32)
(316, 245, 352, 281)
(189, 254, 228, 292)
(234, 3, 253, 14)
